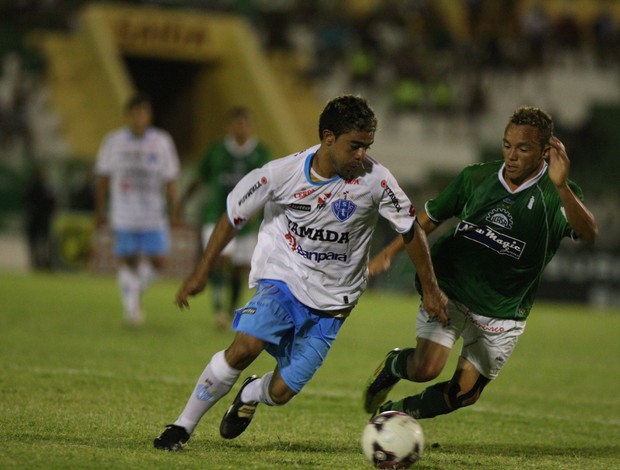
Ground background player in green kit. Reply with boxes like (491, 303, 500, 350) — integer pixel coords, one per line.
(181, 107, 272, 329)
(363, 105, 599, 420)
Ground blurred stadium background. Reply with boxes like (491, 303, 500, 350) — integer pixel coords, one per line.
(0, 0, 618, 307)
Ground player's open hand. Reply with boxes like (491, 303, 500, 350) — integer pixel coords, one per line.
(174, 274, 207, 310)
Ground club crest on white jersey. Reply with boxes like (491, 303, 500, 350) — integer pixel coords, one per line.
(332, 197, 357, 221)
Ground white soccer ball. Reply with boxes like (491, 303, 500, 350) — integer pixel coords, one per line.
(361, 411, 424, 468)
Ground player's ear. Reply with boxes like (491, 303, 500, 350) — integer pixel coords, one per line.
(322, 129, 335, 145)
(542, 142, 551, 159)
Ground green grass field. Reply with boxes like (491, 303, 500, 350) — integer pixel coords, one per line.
(1, 271, 619, 469)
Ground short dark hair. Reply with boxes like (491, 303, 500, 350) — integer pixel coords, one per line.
(509, 106, 553, 149)
(318, 95, 377, 140)
(125, 92, 152, 112)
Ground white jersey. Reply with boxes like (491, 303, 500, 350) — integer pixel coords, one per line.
(95, 127, 179, 230)
(226, 145, 417, 312)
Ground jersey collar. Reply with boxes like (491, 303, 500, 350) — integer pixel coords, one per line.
(125, 126, 154, 140)
(304, 150, 340, 186)
(498, 161, 548, 194)
(224, 135, 258, 157)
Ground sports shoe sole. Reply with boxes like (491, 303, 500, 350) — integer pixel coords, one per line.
(363, 348, 401, 413)
(220, 375, 259, 439)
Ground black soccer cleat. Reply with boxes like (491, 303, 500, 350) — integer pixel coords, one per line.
(153, 424, 190, 451)
(220, 375, 260, 439)
(363, 348, 401, 413)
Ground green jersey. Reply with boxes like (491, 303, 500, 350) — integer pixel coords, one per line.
(197, 137, 271, 232)
(416, 161, 583, 321)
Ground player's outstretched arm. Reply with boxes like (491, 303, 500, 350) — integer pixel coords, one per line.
(95, 175, 109, 227)
(368, 209, 440, 277)
(403, 220, 449, 326)
(175, 213, 237, 309)
(368, 236, 404, 276)
(166, 180, 181, 227)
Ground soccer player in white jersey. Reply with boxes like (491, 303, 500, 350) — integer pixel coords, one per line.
(95, 92, 180, 327)
(363, 106, 598, 421)
(153, 95, 448, 451)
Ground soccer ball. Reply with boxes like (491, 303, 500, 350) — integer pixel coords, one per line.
(361, 411, 424, 468)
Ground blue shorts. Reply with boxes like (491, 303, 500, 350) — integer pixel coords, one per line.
(233, 279, 345, 393)
(114, 229, 169, 257)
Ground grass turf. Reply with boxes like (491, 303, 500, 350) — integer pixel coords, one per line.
(0, 271, 619, 469)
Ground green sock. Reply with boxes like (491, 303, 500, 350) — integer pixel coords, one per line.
(388, 348, 415, 379)
(386, 381, 452, 419)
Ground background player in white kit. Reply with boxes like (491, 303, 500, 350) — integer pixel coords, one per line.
(153, 95, 448, 451)
(95, 92, 180, 327)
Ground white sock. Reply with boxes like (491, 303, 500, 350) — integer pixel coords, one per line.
(117, 265, 141, 319)
(138, 259, 156, 292)
(174, 351, 241, 434)
(241, 371, 277, 406)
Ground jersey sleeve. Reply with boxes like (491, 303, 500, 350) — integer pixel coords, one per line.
(161, 132, 180, 181)
(226, 165, 272, 230)
(425, 167, 469, 222)
(377, 169, 416, 233)
(94, 133, 114, 175)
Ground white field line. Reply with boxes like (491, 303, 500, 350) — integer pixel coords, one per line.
(8, 365, 620, 427)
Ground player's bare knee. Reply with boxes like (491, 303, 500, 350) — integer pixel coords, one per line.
(409, 361, 442, 382)
(224, 334, 265, 369)
(122, 256, 139, 269)
(150, 256, 166, 270)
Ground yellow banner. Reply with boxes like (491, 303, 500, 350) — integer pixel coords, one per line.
(92, 4, 232, 61)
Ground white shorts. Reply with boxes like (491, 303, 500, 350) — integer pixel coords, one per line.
(202, 223, 257, 266)
(416, 299, 526, 379)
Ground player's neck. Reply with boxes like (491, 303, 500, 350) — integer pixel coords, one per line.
(311, 149, 335, 179)
(130, 126, 148, 138)
(233, 136, 251, 146)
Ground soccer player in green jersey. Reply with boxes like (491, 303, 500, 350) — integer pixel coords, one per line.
(180, 107, 272, 329)
(363, 105, 598, 420)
